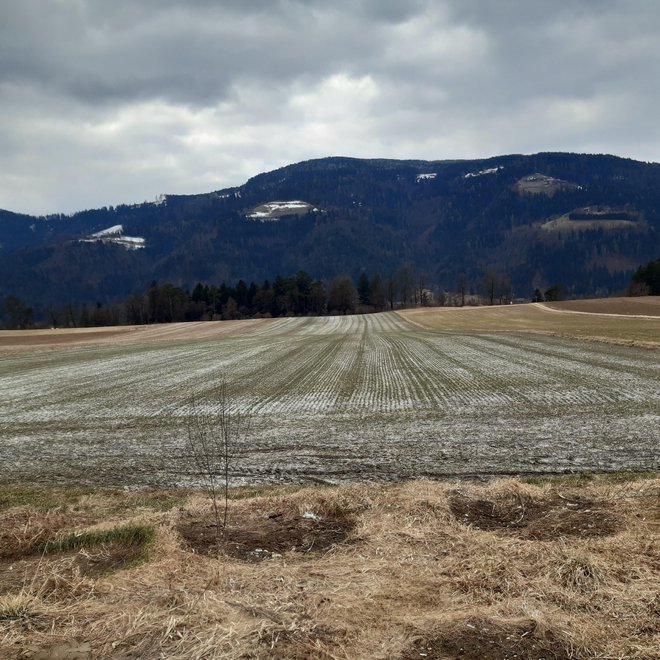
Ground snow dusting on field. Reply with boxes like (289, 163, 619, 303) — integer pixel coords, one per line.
(0, 313, 658, 486)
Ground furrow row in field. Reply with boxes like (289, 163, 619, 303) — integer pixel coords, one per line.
(362, 312, 414, 334)
(377, 334, 448, 408)
(485, 332, 660, 382)
(381, 333, 515, 409)
(345, 333, 409, 411)
(294, 315, 359, 336)
(1, 312, 659, 487)
(244, 317, 315, 338)
(419, 334, 585, 408)
(0, 347, 152, 420)
(403, 333, 630, 410)
(235, 315, 420, 414)
(461, 334, 660, 406)
(1, 338, 243, 423)
(257, 330, 373, 414)
(2, 320, 655, 425)
(3, 345, 194, 420)
(231, 336, 346, 414)
(404, 341, 482, 407)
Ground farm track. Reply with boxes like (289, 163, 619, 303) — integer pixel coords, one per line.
(0, 312, 658, 486)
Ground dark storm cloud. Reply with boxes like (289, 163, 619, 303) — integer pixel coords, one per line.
(1, 1, 660, 214)
(1, 0, 388, 105)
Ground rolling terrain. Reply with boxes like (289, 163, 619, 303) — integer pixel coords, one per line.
(1, 302, 658, 486)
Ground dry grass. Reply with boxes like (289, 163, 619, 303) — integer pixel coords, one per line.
(544, 296, 660, 316)
(401, 298, 660, 347)
(0, 318, 275, 352)
(0, 477, 657, 659)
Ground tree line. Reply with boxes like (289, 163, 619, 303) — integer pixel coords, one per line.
(628, 258, 660, 296)
(6, 260, 620, 330)
(1, 267, 437, 329)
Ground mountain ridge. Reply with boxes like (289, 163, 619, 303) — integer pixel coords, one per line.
(1, 152, 659, 311)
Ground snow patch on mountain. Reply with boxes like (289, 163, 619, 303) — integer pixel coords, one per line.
(246, 200, 316, 221)
(464, 166, 503, 178)
(91, 225, 123, 238)
(81, 224, 145, 250)
(416, 173, 437, 182)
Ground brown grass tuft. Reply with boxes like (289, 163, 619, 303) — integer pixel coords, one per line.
(0, 477, 657, 658)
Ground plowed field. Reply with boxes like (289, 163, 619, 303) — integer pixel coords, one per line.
(1, 309, 658, 486)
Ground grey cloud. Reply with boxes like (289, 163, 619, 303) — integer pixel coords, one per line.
(1, 1, 390, 105)
(2, 0, 660, 214)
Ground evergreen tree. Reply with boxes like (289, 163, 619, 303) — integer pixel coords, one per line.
(310, 280, 327, 315)
(357, 272, 371, 305)
(370, 273, 386, 310)
(2, 295, 33, 329)
(295, 270, 313, 314)
(545, 283, 567, 301)
(235, 280, 249, 309)
(630, 258, 660, 295)
(191, 282, 208, 304)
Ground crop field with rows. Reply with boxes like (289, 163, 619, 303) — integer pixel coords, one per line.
(0, 306, 658, 486)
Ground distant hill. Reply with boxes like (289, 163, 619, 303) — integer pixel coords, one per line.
(1, 152, 659, 311)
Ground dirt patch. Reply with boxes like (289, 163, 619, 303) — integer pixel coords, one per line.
(177, 505, 354, 561)
(0, 541, 146, 595)
(0, 318, 274, 353)
(19, 641, 92, 660)
(257, 624, 344, 660)
(402, 618, 573, 659)
(449, 492, 619, 540)
(0, 327, 135, 352)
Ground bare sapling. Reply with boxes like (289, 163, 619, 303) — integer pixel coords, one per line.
(185, 377, 251, 538)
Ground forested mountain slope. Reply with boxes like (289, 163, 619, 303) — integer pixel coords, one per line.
(1, 152, 659, 308)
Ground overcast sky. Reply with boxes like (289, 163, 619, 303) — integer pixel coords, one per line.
(2, 0, 660, 215)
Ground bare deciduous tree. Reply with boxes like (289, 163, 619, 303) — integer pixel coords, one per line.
(185, 377, 251, 537)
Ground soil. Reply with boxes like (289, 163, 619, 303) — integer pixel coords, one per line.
(258, 624, 344, 660)
(544, 297, 660, 317)
(0, 541, 145, 595)
(0, 318, 273, 352)
(19, 641, 92, 660)
(402, 618, 573, 659)
(176, 505, 354, 561)
(449, 492, 620, 540)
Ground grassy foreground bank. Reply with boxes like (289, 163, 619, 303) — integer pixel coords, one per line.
(1, 475, 658, 659)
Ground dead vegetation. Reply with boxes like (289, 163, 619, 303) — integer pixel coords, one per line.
(401, 298, 660, 347)
(0, 476, 657, 659)
(543, 296, 660, 316)
(0, 521, 155, 597)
